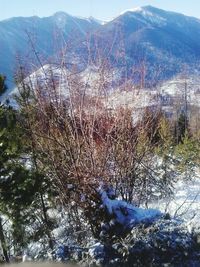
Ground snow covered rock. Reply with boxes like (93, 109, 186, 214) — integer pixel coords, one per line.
(98, 187, 162, 239)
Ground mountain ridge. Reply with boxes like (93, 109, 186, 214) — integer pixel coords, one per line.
(1, 6, 200, 89)
(1, 6, 200, 24)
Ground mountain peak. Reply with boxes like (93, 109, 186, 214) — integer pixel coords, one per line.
(52, 11, 72, 28)
(142, 5, 161, 10)
(87, 16, 104, 25)
(53, 11, 71, 19)
(117, 5, 168, 27)
(119, 6, 143, 16)
(119, 5, 163, 15)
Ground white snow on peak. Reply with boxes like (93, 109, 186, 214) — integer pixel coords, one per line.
(75, 15, 102, 24)
(119, 6, 166, 26)
(87, 16, 104, 25)
(120, 6, 143, 16)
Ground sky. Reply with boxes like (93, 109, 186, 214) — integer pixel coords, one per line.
(1, 0, 200, 21)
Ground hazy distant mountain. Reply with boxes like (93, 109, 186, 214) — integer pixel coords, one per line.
(89, 6, 200, 83)
(92, 6, 200, 82)
(1, 6, 200, 89)
(0, 12, 100, 87)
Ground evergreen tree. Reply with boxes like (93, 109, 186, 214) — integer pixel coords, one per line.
(0, 75, 8, 96)
(154, 116, 176, 197)
(175, 131, 200, 176)
(175, 112, 188, 143)
(0, 104, 55, 256)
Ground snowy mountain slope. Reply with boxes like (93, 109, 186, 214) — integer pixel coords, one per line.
(3, 62, 200, 115)
(2, 6, 200, 97)
(2, 63, 109, 105)
(159, 75, 200, 107)
(90, 6, 200, 82)
(2, 64, 72, 104)
(0, 12, 101, 88)
(102, 72, 200, 113)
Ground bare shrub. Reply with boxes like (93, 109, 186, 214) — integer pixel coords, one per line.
(14, 55, 172, 239)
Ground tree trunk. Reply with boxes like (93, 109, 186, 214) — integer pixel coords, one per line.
(0, 217, 9, 263)
(40, 194, 54, 250)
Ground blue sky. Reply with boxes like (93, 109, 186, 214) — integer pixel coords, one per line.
(1, 0, 200, 21)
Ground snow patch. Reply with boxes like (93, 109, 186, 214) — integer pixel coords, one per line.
(120, 7, 143, 16)
(100, 187, 162, 229)
(119, 6, 167, 26)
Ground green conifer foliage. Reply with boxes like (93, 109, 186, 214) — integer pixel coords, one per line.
(175, 131, 200, 175)
(0, 75, 7, 96)
(0, 105, 47, 253)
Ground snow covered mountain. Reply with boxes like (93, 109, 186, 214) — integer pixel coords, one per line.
(91, 5, 200, 82)
(0, 12, 101, 87)
(1, 6, 200, 90)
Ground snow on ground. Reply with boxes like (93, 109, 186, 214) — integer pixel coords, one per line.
(99, 187, 162, 231)
(150, 169, 200, 227)
(20, 170, 200, 262)
(160, 76, 200, 107)
(105, 89, 158, 110)
(2, 62, 200, 117)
